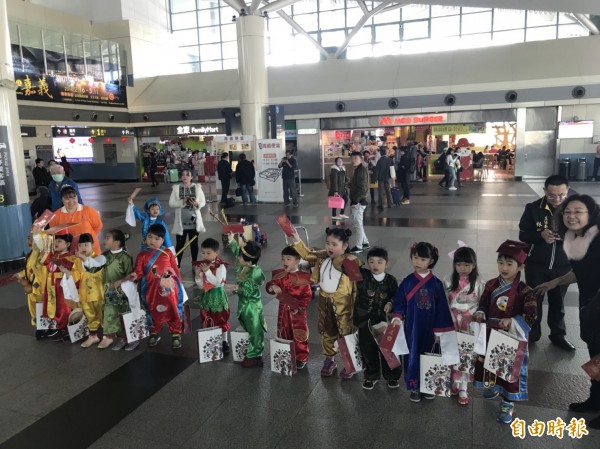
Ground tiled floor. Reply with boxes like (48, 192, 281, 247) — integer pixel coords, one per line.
(1, 177, 600, 449)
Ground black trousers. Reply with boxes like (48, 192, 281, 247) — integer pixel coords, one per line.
(358, 326, 401, 381)
(398, 171, 410, 199)
(525, 263, 569, 338)
(150, 170, 157, 186)
(438, 169, 449, 187)
(220, 178, 230, 203)
(175, 229, 199, 265)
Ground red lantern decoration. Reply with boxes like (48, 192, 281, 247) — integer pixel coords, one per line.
(88, 137, 94, 143)
(120, 136, 127, 143)
(69, 137, 75, 144)
(105, 137, 111, 143)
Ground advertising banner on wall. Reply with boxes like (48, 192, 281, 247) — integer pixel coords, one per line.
(0, 126, 16, 207)
(255, 139, 284, 203)
(431, 124, 486, 135)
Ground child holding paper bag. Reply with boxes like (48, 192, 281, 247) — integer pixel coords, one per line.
(391, 242, 456, 403)
(472, 240, 537, 425)
(443, 245, 485, 405)
(353, 247, 401, 390)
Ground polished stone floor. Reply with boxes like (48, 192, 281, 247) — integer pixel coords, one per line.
(1, 177, 600, 449)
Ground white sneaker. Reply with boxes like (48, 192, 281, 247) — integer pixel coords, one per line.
(339, 214, 350, 219)
(449, 187, 458, 191)
(332, 215, 342, 220)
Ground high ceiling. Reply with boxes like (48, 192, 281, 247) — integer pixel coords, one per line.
(405, 1, 600, 15)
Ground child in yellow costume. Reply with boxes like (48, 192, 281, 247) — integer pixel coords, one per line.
(77, 233, 106, 348)
(290, 227, 360, 378)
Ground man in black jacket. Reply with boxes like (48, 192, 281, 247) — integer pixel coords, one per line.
(235, 153, 256, 205)
(374, 147, 394, 209)
(519, 174, 574, 351)
(32, 158, 52, 187)
(217, 152, 233, 205)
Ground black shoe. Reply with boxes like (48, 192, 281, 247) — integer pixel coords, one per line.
(35, 330, 47, 340)
(52, 330, 68, 342)
(223, 341, 230, 355)
(528, 326, 541, 343)
(362, 243, 371, 250)
(46, 329, 60, 338)
(549, 336, 575, 351)
(569, 398, 600, 413)
(350, 246, 363, 254)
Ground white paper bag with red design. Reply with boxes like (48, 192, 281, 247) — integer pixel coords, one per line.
(230, 330, 250, 362)
(35, 302, 56, 330)
(483, 329, 527, 383)
(197, 326, 223, 363)
(336, 332, 363, 375)
(121, 309, 150, 344)
(455, 331, 476, 374)
(270, 338, 297, 376)
(420, 352, 451, 397)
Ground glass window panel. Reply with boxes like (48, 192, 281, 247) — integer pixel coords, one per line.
(558, 24, 588, 38)
(527, 11, 557, 27)
(376, 24, 400, 42)
(321, 30, 346, 47)
(198, 26, 220, 43)
(221, 24, 236, 41)
(294, 13, 319, 32)
(180, 62, 200, 73)
(373, 40, 401, 56)
(319, 0, 340, 12)
(431, 15, 460, 38)
(462, 7, 491, 14)
(402, 20, 429, 40)
(197, 8, 220, 27)
(401, 4, 430, 21)
(222, 41, 237, 59)
(199, 1, 218, 10)
(172, 28, 198, 46)
(347, 44, 373, 60)
(294, 36, 320, 64)
(493, 29, 525, 44)
(201, 60, 222, 71)
(526, 25, 557, 42)
(268, 18, 291, 35)
(219, 4, 236, 17)
(461, 12, 492, 34)
(352, 26, 372, 45)
(320, 10, 346, 29)
(493, 9, 525, 31)
(178, 45, 199, 63)
(559, 13, 578, 24)
(199, 42, 221, 60)
(170, 0, 197, 13)
(373, 8, 400, 24)
(292, 1, 314, 14)
(431, 5, 460, 17)
(172, 11, 198, 30)
(222, 58, 238, 70)
(460, 32, 491, 49)
(346, 7, 364, 27)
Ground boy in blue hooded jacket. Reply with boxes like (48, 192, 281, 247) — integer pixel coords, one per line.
(127, 196, 175, 256)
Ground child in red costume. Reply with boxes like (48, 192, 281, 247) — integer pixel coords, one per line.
(265, 246, 313, 369)
(131, 224, 184, 349)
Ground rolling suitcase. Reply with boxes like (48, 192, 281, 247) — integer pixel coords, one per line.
(391, 187, 402, 205)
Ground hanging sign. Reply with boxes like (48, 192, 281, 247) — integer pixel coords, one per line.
(255, 139, 285, 203)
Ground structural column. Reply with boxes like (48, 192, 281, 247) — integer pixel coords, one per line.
(0, 0, 31, 263)
(236, 14, 268, 139)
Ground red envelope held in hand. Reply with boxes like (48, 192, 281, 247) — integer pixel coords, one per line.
(342, 258, 362, 281)
(223, 223, 244, 234)
(33, 210, 55, 229)
(275, 214, 295, 237)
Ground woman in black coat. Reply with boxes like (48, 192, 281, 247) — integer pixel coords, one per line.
(328, 157, 349, 219)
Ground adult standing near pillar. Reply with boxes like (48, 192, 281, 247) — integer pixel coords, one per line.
(33, 158, 52, 188)
(279, 149, 298, 208)
(217, 152, 232, 206)
(518, 174, 574, 351)
(348, 151, 370, 254)
(48, 164, 83, 211)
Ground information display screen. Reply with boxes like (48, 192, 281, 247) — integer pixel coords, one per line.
(558, 121, 594, 139)
(52, 137, 94, 162)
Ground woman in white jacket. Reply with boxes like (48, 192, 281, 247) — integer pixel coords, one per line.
(169, 169, 206, 265)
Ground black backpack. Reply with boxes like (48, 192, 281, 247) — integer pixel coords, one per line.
(434, 155, 446, 171)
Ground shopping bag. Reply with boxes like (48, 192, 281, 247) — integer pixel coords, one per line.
(61, 274, 79, 302)
(371, 322, 401, 370)
(336, 332, 363, 374)
(420, 352, 452, 397)
(35, 302, 56, 330)
(484, 329, 527, 383)
(470, 321, 487, 355)
(270, 338, 297, 376)
(328, 195, 345, 210)
(582, 354, 600, 381)
(121, 309, 150, 344)
(125, 204, 136, 227)
(67, 308, 89, 343)
(230, 330, 250, 362)
(389, 165, 396, 180)
(197, 326, 223, 363)
(456, 332, 476, 374)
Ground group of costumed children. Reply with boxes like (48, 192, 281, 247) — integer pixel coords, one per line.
(14, 195, 537, 425)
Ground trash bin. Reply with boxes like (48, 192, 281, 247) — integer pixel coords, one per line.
(577, 158, 587, 181)
(559, 158, 571, 180)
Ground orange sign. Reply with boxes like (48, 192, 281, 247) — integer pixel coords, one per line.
(379, 114, 447, 126)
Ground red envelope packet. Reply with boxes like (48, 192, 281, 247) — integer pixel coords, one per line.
(582, 354, 600, 381)
(223, 223, 244, 234)
(342, 258, 363, 281)
(33, 210, 55, 229)
(275, 214, 295, 237)
(377, 321, 401, 352)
